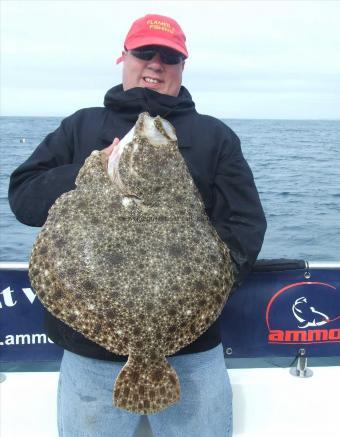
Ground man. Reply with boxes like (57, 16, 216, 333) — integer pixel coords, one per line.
(9, 14, 266, 437)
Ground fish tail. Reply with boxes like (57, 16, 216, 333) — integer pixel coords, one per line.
(113, 353, 180, 414)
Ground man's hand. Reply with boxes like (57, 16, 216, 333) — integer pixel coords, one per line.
(102, 137, 120, 158)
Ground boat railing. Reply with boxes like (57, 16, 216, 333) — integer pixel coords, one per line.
(0, 259, 339, 373)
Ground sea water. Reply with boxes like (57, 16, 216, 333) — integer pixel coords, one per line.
(0, 116, 339, 262)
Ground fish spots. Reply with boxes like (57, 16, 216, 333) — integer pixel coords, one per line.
(149, 351, 158, 361)
(171, 284, 181, 293)
(169, 374, 177, 386)
(93, 323, 102, 334)
(111, 200, 121, 209)
(145, 302, 155, 311)
(106, 252, 124, 265)
(213, 279, 219, 287)
(210, 254, 218, 263)
(90, 216, 100, 225)
(151, 369, 163, 383)
(67, 313, 77, 323)
(168, 325, 177, 334)
(129, 371, 139, 384)
(126, 300, 134, 309)
(168, 244, 184, 258)
(52, 289, 63, 299)
(66, 267, 77, 277)
(77, 200, 87, 210)
(55, 238, 66, 248)
(198, 298, 207, 307)
(44, 278, 51, 287)
(215, 294, 223, 304)
(159, 386, 166, 396)
(106, 308, 117, 318)
(30, 267, 39, 277)
(131, 286, 140, 295)
(82, 280, 96, 292)
(138, 385, 145, 395)
(168, 306, 177, 317)
(133, 327, 141, 336)
(150, 271, 158, 280)
(39, 245, 48, 255)
(194, 280, 205, 292)
(190, 324, 197, 334)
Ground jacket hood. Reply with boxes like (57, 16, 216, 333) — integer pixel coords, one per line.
(103, 84, 196, 121)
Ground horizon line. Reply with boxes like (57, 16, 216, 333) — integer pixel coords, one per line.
(1, 115, 339, 122)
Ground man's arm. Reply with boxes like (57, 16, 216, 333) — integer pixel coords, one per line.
(8, 116, 82, 227)
(211, 131, 267, 288)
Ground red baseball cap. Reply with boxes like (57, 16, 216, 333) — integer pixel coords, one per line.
(116, 14, 188, 64)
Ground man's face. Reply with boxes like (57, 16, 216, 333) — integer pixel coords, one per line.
(122, 46, 185, 97)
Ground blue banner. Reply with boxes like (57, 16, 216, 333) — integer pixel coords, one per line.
(0, 268, 63, 363)
(220, 268, 340, 357)
(0, 263, 339, 364)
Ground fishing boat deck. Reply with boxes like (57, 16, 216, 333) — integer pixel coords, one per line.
(1, 365, 339, 436)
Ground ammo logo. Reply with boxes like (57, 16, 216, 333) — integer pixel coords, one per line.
(266, 282, 340, 344)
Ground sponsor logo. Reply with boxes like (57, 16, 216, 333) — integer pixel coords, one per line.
(146, 20, 175, 34)
(266, 281, 340, 344)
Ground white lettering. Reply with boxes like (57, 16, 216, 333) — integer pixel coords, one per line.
(31, 333, 46, 344)
(22, 287, 37, 304)
(15, 334, 31, 345)
(0, 287, 17, 308)
(1, 333, 55, 346)
(5, 335, 15, 345)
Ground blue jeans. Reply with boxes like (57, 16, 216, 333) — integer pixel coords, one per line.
(57, 344, 233, 437)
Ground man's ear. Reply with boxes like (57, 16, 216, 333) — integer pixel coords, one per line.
(181, 61, 185, 72)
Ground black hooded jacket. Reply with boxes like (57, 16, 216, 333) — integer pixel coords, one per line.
(8, 85, 266, 361)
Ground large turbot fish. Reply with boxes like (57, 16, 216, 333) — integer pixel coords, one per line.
(29, 112, 234, 414)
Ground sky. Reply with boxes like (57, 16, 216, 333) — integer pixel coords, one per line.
(1, 0, 340, 119)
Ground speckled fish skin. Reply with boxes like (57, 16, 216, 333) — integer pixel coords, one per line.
(29, 112, 234, 415)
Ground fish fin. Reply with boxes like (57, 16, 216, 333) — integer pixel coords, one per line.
(113, 353, 180, 414)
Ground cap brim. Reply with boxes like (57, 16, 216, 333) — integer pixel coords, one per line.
(126, 36, 188, 58)
(116, 36, 188, 65)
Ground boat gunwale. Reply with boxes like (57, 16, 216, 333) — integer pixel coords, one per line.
(1, 261, 340, 270)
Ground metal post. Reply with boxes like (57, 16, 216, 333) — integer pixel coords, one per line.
(290, 348, 313, 378)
